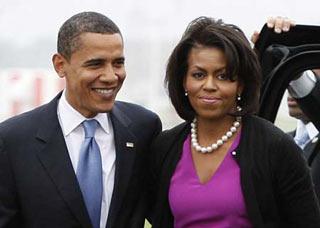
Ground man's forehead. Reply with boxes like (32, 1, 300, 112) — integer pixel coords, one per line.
(77, 32, 123, 41)
(70, 32, 123, 55)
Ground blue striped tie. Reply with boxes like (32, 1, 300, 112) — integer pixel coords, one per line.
(77, 119, 102, 228)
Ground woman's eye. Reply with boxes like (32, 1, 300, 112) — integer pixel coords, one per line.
(217, 73, 228, 80)
(192, 72, 205, 79)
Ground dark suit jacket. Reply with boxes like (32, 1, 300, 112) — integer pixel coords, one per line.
(0, 92, 161, 228)
(288, 130, 320, 199)
(149, 115, 320, 228)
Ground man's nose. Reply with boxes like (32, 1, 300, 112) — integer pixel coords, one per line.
(100, 65, 118, 82)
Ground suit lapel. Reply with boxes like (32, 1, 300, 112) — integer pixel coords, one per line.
(34, 93, 91, 228)
(291, 130, 320, 164)
(107, 103, 137, 228)
(306, 134, 320, 164)
(288, 130, 316, 162)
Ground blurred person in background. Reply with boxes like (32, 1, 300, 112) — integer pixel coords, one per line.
(148, 16, 320, 228)
(253, 16, 320, 199)
(0, 11, 161, 228)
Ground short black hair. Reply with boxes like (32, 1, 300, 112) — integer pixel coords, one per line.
(165, 16, 262, 121)
(57, 11, 121, 60)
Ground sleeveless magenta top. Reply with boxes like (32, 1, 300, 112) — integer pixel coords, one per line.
(168, 131, 252, 228)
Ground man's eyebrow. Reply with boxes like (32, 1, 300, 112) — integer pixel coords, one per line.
(114, 57, 125, 62)
(82, 58, 105, 66)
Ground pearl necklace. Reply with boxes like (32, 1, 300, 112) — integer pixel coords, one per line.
(191, 117, 241, 153)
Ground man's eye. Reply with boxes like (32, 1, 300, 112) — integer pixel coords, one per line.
(84, 60, 104, 68)
(88, 63, 100, 68)
(114, 60, 125, 68)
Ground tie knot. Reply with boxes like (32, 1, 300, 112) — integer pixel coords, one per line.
(83, 119, 98, 138)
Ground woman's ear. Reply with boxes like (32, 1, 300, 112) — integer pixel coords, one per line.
(237, 80, 244, 95)
(183, 75, 188, 93)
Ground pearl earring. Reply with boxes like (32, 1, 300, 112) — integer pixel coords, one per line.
(236, 94, 242, 112)
(185, 91, 188, 96)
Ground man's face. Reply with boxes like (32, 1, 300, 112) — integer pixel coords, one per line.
(55, 32, 125, 118)
(287, 92, 309, 122)
(312, 69, 320, 76)
(287, 69, 320, 123)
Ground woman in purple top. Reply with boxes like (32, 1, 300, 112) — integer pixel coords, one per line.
(148, 17, 320, 228)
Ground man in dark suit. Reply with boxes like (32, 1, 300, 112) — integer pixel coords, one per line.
(0, 12, 161, 228)
(253, 16, 320, 200)
(287, 70, 320, 199)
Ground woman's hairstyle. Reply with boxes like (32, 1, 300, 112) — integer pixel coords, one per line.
(165, 16, 262, 121)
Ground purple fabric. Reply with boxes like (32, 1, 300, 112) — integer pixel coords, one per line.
(168, 130, 252, 228)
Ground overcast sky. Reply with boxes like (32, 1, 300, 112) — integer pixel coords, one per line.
(0, 0, 319, 128)
(1, 0, 319, 45)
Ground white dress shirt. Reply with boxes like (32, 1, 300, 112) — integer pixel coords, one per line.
(295, 120, 319, 149)
(57, 91, 115, 228)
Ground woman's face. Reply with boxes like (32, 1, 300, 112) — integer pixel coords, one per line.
(184, 45, 243, 121)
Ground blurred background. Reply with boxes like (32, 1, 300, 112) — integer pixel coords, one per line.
(0, 0, 319, 130)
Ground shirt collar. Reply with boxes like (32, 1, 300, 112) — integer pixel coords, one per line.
(305, 121, 319, 140)
(297, 120, 319, 140)
(58, 90, 111, 136)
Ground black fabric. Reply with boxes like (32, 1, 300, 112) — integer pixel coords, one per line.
(255, 23, 320, 131)
(288, 130, 320, 201)
(149, 115, 320, 228)
(255, 24, 320, 60)
(258, 51, 320, 126)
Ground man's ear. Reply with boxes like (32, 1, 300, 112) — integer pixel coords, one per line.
(52, 53, 68, 78)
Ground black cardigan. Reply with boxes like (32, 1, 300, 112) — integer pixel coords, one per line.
(148, 115, 320, 227)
